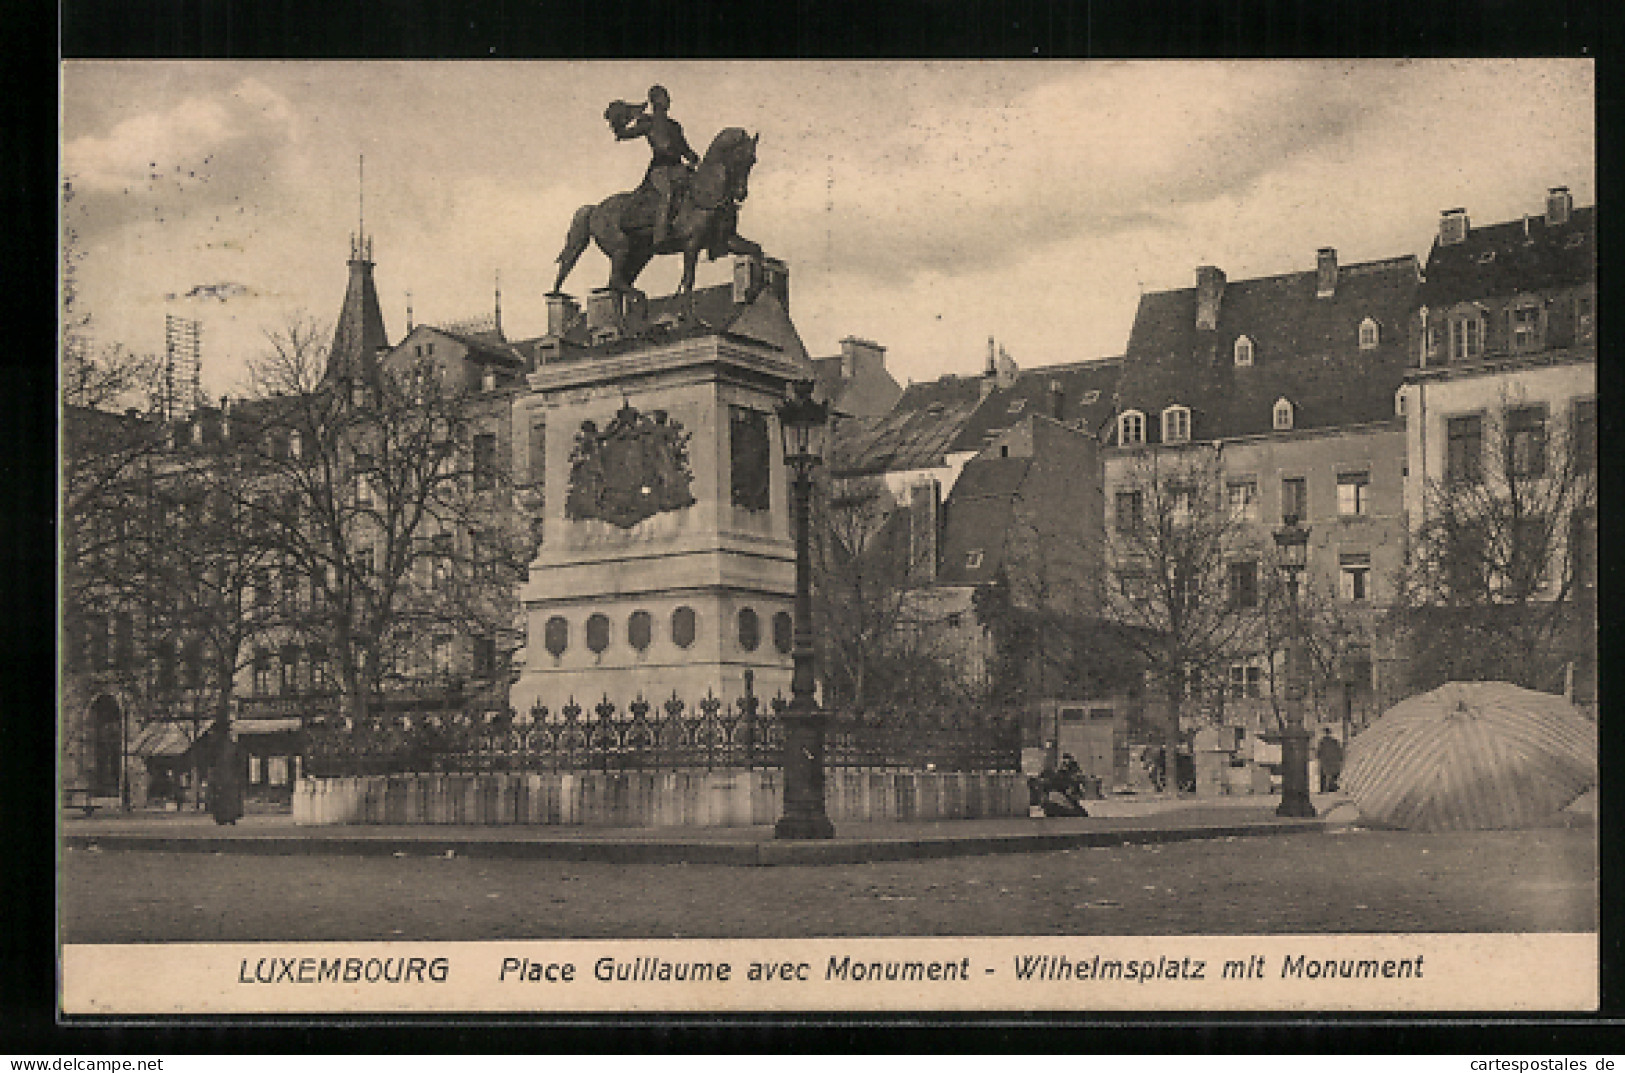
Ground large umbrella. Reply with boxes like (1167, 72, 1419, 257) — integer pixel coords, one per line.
(1342, 681, 1596, 831)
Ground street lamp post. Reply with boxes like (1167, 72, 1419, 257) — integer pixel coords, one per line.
(774, 379, 835, 840)
(1271, 514, 1317, 818)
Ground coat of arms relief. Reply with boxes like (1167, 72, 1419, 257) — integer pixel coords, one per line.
(564, 401, 697, 528)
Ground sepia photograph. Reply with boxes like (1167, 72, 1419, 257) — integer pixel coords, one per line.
(57, 59, 1597, 1015)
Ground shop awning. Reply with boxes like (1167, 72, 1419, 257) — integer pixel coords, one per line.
(130, 722, 199, 757)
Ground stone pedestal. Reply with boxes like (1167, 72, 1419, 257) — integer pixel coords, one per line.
(511, 332, 809, 718)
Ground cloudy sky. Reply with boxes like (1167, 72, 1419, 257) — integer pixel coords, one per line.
(62, 60, 1593, 399)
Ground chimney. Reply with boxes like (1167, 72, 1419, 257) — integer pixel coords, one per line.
(761, 256, 790, 308)
(1546, 186, 1572, 227)
(981, 336, 997, 399)
(545, 292, 580, 338)
(1439, 208, 1469, 246)
(996, 344, 1018, 389)
(1316, 247, 1338, 298)
(1195, 265, 1226, 331)
(733, 255, 766, 303)
(219, 396, 232, 440)
(1049, 379, 1065, 420)
(839, 336, 885, 381)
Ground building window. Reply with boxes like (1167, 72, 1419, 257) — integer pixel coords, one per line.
(1508, 301, 1544, 352)
(1007, 398, 1026, 414)
(1336, 471, 1370, 516)
(1118, 410, 1145, 445)
(1446, 415, 1484, 484)
(1273, 397, 1294, 431)
(1339, 552, 1372, 602)
(473, 636, 497, 678)
(429, 635, 452, 675)
(1571, 398, 1596, 474)
(1395, 390, 1407, 418)
(1505, 406, 1547, 479)
(628, 610, 652, 652)
(1233, 335, 1254, 366)
(1115, 490, 1144, 533)
(1226, 480, 1258, 522)
(772, 611, 793, 654)
(1281, 477, 1308, 524)
(355, 473, 374, 508)
(585, 613, 611, 655)
(671, 606, 697, 649)
(1510, 516, 1549, 593)
(1228, 662, 1264, 699)
(1572, 508, 1597, 590)
(252, 649, 272, 695)
(1170, 485, 1194, 525)
(1080, 390, 1101, 404)
(945, 612, 963, 629)
(1161, 405, 1191, 444)
(1228, 561, 1258, 609)
(1449, 310, 1484, 362)
(543, 616, 569, 658)
(472, 432, 499, 491)
(965, 549, 984, 571)
(1576, 293, 1595, 342)
(737, 608, 760, 652)
(279, 644, 299, 693)
(1358, 317, 1380, 350)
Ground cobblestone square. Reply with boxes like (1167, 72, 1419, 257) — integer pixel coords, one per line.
(61, 824, 1595, 943)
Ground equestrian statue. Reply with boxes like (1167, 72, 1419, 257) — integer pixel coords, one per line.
(553, 85, 764, 301)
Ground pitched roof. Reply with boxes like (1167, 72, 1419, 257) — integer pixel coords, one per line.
(1420, 205, 1595, 307)
(830, 375, 985, 476)
(1115, 255, 1419, 441)
(936, 456, 1031, 586)
(324, 250, 390, 385)
(948, 358, 1122, 451)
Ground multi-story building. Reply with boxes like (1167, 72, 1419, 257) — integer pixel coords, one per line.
(1396, 187, 1597, 699)
(1104, 247, 1421, 732)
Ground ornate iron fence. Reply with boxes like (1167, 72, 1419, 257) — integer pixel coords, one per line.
(304, 691, 1021, 777)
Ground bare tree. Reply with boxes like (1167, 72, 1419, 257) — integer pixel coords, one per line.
(1103, 449, 1260, 753)
(813, 475, 955, 707)
(1395, 395, 1596, 696)
(242, 317, 534, 725)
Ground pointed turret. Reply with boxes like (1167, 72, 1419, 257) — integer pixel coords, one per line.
(324, 233, 389, 386)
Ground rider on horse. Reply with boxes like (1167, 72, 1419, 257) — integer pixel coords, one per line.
(610, 85, 700, 247)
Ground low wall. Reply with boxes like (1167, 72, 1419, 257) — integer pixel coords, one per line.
(292, 769, 1027, 827)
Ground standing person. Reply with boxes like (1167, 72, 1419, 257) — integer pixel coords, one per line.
(611, 85, 700, 246)
(1316, 729, 1344, 793)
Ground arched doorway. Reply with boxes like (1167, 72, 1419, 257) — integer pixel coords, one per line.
(90, 694, 122, 798)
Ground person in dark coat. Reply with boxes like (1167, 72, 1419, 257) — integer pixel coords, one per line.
(1316, 730, 1344, 793)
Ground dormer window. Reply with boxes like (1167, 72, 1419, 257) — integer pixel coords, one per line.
(1509, 299, 1544, 352)
(1161, 405, 1191, 444)
(1273, 397, 1294, 431)
(1118, 410, 1145, 446)
(1358, 317, 1380, 350)
(1233, 335, 1254, 366)
(965, 550, 984, 571)
(1448, 306, 1485, 362)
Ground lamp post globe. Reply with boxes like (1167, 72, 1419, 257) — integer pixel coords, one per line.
(1271, 514, 1316, 819)
(774, 379, 835, 839)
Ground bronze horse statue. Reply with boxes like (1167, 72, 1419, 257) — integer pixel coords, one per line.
(554, 127, 763, 298)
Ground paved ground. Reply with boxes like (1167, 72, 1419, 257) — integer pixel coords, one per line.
(61, 822, 1595, 942)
